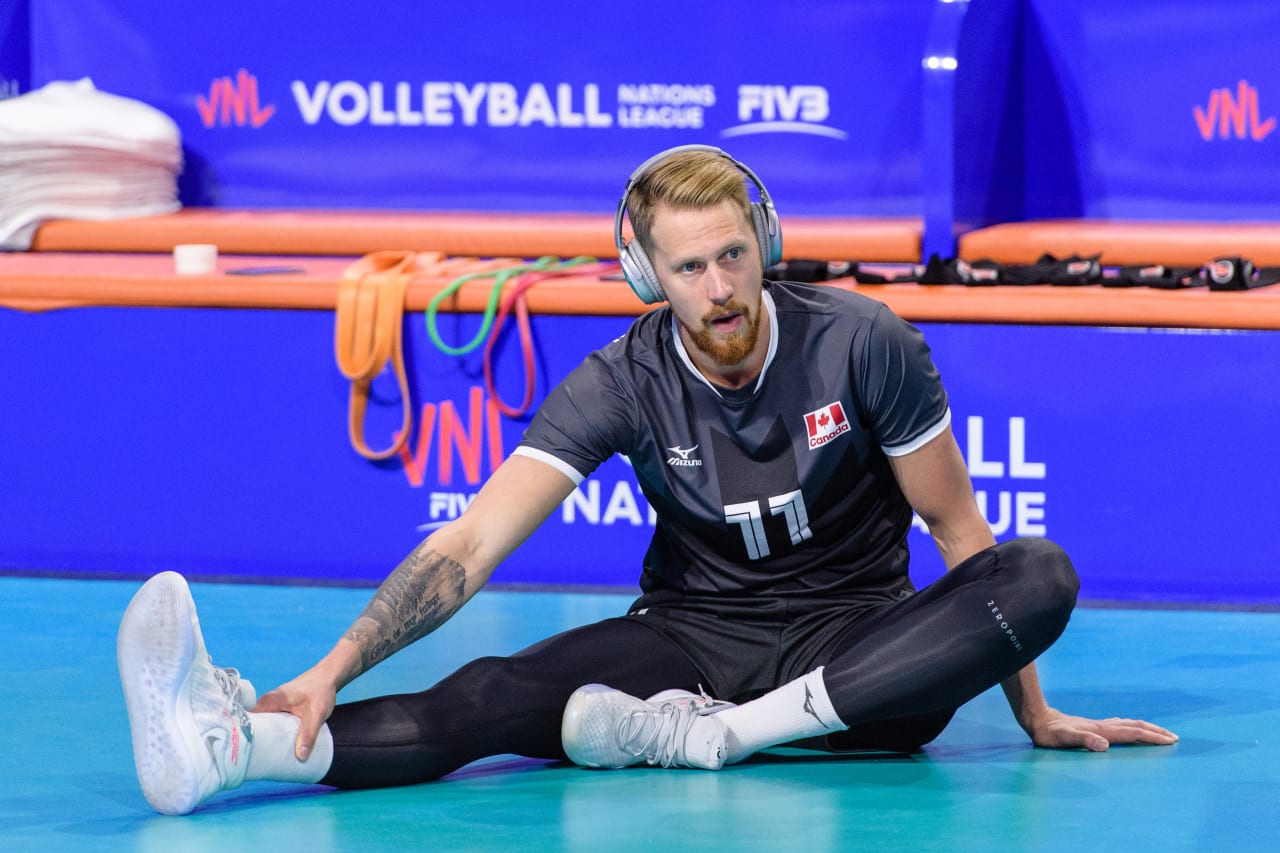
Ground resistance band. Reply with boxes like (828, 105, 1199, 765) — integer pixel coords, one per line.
(334, 250, 425, 460)
(482, 262, 620, 418)
(336, 252, 614, 459)
(424, 256, 595, 356)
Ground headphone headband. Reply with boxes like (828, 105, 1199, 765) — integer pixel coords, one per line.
(614, 144, 783, 304)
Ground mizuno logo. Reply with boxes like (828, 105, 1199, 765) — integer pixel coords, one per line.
(802, 684, 830, 729)
(666, 444, 702, 467)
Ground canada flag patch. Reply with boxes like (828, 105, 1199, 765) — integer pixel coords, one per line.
(804, 401, 851, 449)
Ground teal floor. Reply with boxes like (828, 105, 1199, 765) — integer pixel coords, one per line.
(2, 576, 1277, 852)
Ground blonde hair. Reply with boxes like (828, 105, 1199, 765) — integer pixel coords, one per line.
(627, 149, 753, 252)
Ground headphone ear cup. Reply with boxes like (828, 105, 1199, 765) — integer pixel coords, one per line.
(751, 202, 783, 268)
(619, 242, 665, 304)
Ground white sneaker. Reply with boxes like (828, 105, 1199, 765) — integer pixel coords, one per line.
(561, 684, 728, 770)
(117, 571, 254, 815)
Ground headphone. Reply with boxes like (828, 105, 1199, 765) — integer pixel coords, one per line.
(614, 144, 783, 304)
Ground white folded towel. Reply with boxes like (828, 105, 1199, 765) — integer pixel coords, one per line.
(0, 78, 182, 249)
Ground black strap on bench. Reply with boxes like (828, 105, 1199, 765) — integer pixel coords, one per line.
(773, 252, 1280, 291)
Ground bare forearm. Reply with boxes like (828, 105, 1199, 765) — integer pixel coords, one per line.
(1000, 661, 1051, 733)
(342, 543, 470, 678)
(940, 529, 1055, 731)
(930, 515, 997, 571)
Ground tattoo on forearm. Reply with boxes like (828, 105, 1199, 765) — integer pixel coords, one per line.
(344, 546, 468, 673)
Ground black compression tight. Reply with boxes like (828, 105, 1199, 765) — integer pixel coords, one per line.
(819, 537, 1079, 751)
(321, 619, 705, 788)
(321, 537, 1079, 788)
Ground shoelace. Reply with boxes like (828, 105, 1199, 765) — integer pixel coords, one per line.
(211, 662, 238, 693)
(209, 661, 254, 731)
(619, 700, 700, 768)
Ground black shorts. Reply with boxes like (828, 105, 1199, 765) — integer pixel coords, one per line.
(623, 584, 914, 704)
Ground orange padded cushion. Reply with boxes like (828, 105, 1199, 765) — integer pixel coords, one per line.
(29, 209, 923, 263)
(959, 220, 1280, 266)
(5, 251, 1280, 331)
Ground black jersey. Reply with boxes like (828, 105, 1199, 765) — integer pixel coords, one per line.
(514, 281, 950, 606)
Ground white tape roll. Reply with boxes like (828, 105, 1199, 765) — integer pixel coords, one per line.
(173, 244, 218, 275)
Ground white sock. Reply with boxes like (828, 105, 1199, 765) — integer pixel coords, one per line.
(714, 667, 847, 764)
(245, 712, 334, 784)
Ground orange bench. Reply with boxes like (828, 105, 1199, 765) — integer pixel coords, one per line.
(4, 250, 1280, 331)
(28, 209, 925, 264)
(958, 220, 1280, 267)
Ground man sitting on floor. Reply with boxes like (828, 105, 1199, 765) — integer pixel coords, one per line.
(117, 145, 1176, 815)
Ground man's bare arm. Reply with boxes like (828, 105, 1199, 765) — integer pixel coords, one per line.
(344, 545, 468, 674)
(253, 453, 578, 757)
(887, 427, 1176, 749)
(335, 453, 578, 683)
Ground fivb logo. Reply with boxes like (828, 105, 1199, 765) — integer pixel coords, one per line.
(723, 85, 848, 139)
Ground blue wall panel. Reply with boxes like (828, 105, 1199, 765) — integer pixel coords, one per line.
(1022, 0, 1280, 221)
(908, 324, 1279, 604)
(18, 1, 1280, 239)
(0, 0, 30, 98)
(27, 0, 932, 216)
(2, 304, 1275, 605)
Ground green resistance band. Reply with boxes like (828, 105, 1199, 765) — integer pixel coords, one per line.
(425, 256, 596, 356)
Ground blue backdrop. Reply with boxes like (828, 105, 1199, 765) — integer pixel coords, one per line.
(0, 0, 29, 98)
(7, 0, 1275, 254)
(25, 0, 931, 217)
(1017, 0, 1280, 221)
(2, 1, 1277, 603)
(1, 304, 1274, 605)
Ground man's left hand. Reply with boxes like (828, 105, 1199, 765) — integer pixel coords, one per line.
(1028, 707, 1179, 751)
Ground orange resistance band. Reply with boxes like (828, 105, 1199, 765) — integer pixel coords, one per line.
(334, 250, 425, 460)
(336, 253, 621, 459)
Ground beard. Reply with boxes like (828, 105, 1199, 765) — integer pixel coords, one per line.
(684, 298, 761, 367)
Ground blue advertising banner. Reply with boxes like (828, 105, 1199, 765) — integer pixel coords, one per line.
(0, 302, 1276, 605)
(0, 0, 30, 99)
(1019, 0, 1280, 221)
(909, 323, 1279, 604)
(27, 0, 932, 216)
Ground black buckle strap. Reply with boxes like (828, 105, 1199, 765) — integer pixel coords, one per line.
(772, 252, 1280, 291)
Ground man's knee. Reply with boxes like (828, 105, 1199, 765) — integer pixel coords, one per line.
(330, 654, 522, 747)
(443, 654, 556, 707)
(1005, 536, 1078, 599)
(995, 537, 1080, 636)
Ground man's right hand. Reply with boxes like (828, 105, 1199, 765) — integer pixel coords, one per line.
(253, 639, 361, 760)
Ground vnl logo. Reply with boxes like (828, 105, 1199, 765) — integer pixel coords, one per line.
(401, 386, 656, 533)
(197, 69, 275, 128)
(721, 85, 848, 140)
(1194, 79, 1274, 141)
